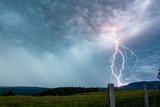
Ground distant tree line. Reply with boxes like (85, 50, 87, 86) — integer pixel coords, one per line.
(1, 90, 15, 96)
(37, 87, 99, 96)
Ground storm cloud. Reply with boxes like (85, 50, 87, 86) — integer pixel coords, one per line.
(0, 0, 160, 87)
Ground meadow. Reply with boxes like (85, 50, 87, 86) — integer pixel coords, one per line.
(0, 90, 158, 107)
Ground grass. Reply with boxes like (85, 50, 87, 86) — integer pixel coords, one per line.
(0, 90, 159, 107)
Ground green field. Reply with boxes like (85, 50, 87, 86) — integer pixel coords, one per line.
(0, 90, 159, 107)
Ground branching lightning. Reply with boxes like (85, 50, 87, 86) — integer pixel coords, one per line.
(98, 0, 151, 87)
(110, 27, 138, 87)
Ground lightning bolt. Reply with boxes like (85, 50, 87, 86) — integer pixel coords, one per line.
(110, 27, 138, 87)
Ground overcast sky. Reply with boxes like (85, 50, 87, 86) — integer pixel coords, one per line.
(0, 0, 160, 87)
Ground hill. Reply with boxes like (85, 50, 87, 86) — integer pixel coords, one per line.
(0, 86, 49, 95)
(120, 81, 160, 90)
(0, 81, 159, 96)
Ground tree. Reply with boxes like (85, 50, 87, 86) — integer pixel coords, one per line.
(157, 69, 160, 79)
(2, 90, 15, 96)
(7, 90, 15, 96)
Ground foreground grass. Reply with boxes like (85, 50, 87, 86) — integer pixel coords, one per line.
(0, 90, 158, 107)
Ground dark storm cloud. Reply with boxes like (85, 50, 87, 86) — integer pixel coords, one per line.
(0, 0, 159, 87)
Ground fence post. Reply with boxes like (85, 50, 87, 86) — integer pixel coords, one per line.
(155, 84, 157, 96)
(143, 84, 149, 107)
(157, 85, 160, 107)
(108, 84, 115, 107)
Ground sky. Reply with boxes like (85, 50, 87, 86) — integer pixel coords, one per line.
(0, 0, 160, 87)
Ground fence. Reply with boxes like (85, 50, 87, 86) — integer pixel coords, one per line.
(108, 83, 160, 107)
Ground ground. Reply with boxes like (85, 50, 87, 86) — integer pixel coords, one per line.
(0, 90, 158, 107)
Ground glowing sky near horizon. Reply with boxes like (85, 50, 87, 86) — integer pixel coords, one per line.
(0, 0, 160, 87)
